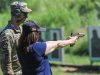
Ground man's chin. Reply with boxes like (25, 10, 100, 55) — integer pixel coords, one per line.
(17, 19, 26, 23)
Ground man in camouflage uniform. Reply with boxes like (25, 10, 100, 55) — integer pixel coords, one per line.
(0, 1, 32, 75)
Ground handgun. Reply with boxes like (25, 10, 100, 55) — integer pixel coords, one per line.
(70, 32, 85, 46)
(71, 32, 85, 38)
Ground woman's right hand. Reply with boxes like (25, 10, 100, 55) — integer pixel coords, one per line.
(69, 36, 78, 45)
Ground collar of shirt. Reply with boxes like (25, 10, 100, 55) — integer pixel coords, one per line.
(8, 21, 21, 33)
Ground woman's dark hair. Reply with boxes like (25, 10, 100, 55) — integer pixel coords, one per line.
(18, 20, 40, 53)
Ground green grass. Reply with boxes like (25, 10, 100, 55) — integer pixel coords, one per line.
(64, 54, 90, 65)
(50, 53, 100, 65)
(64, 54, 100, 65)
(0, 68, 3, 75)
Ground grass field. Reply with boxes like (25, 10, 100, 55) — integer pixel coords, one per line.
(0, 68, 2, 75)
(0, 54, 100, 75)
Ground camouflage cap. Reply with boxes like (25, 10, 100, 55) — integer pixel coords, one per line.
(10, 1, 32, 13)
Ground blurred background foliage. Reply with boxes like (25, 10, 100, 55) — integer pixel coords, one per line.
(0, 0, 100, 56)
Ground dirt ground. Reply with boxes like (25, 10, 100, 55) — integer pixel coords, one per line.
(51, 63, 100, 74)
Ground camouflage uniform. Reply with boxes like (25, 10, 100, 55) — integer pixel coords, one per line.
(0, 21, 22, 75)
(0, 1, 32, 75)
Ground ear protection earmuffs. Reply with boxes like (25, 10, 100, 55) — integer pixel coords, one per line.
(12, 1, 21, 17)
